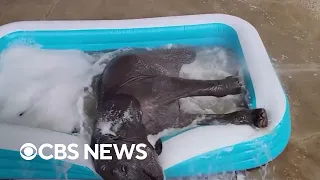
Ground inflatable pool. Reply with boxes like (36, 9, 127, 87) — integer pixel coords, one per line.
(0, 14, 290, 179)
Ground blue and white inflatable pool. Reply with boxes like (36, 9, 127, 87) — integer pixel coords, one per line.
(0, 14, 290, 179)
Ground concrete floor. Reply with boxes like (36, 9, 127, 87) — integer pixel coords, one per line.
(0, 0, 319, 180)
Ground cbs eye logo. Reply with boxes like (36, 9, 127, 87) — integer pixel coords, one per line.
(20, 143, 37, 160)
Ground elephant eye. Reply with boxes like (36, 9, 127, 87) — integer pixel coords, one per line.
(120, 165, 127, 174)
(106, 134, 119, 140)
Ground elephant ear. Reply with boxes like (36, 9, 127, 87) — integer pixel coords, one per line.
(142, 153, 165, 180)
(143, 169, 164, 180)
(140, 142, 165, 180)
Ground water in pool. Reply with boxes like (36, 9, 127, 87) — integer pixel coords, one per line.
(0, 44, 269, 180)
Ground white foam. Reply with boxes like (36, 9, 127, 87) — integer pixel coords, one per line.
(147, 128, 180, 147)
(97, 121, 116, 136)
(96, 106, 137, 137)
(0, 45, 109, 137)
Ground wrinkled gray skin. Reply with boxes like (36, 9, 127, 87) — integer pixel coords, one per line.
(91, 94, 164, 180)
(90, 47, 268, 180)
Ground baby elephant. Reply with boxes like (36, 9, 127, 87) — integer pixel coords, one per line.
(91, 94, 164, 180)
(90, 47, 268, 180)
